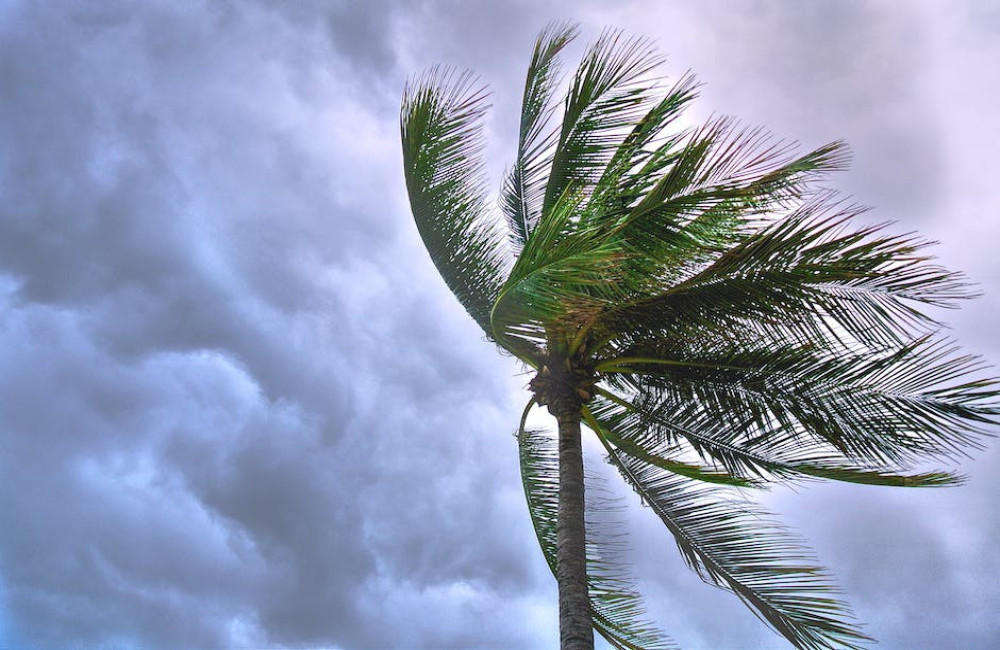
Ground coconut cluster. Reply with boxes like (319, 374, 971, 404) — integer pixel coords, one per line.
(528, 356, 597, 416)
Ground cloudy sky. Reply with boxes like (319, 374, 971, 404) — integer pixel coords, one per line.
(1, 1, 998, 648)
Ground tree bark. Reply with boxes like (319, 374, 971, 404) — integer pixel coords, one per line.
(556, 409, 593, 650)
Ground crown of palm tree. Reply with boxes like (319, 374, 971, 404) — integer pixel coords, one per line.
(400, 22, 998, 650)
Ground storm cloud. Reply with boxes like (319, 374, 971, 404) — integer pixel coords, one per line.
(1, 1, 998, 648)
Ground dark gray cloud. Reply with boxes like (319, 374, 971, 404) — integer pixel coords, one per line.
(1, 1, 998, 648)
(0, 1, 543, 648)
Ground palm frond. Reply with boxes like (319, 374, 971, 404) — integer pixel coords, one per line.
(585, 72, 700, 220)
(582, 406, 757, 487)
(401, 68, 511, 337)
(596, 431, 872, 649)
(543, 29, 664, 219)
(591, 192, 975, 354)
(501, 22, 578, 251)
(596, 330, 998, 469)
(624, 120, 847, 232)
(567, 135, 850, 352)
(591, 387, 968, 489)
(492, 187, 641, 355)
(615, 138, 849, 285)
(517, 402, 675, 649)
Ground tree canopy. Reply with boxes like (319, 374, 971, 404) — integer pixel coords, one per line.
(400, 23, 998, 649)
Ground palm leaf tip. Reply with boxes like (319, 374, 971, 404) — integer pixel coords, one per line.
(542, 28, 667, 219)
(502, 21, 580, 251)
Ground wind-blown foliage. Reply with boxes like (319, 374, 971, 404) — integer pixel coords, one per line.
(401, 68, 509, 335)
(400, 22, 998, 649)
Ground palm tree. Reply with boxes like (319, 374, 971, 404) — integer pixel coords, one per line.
(400, 23, 998, 650)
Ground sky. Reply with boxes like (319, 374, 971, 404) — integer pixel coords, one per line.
(1, 1, 998, 648)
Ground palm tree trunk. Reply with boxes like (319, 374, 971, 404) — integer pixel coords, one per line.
(556, 409, 593, 650)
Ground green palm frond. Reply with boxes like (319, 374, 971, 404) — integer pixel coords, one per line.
(591, 387, 967, 489)
(591, 192, 973, 355)
(517, 403, 675, 650)
(492, 187, 642, 356)
(543, 30, 664, 219)
(582, 406, 756, 487)
(585, 72, 700, 218)
(597, 332, 997, 468)
(595, 428, 872, 650)
(401, 68, 510, 337)
(610, 138, 849, 292)
(575, 130, 850, 354)
(502, 22, 578, 251)
(622, 122, 847, 234)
